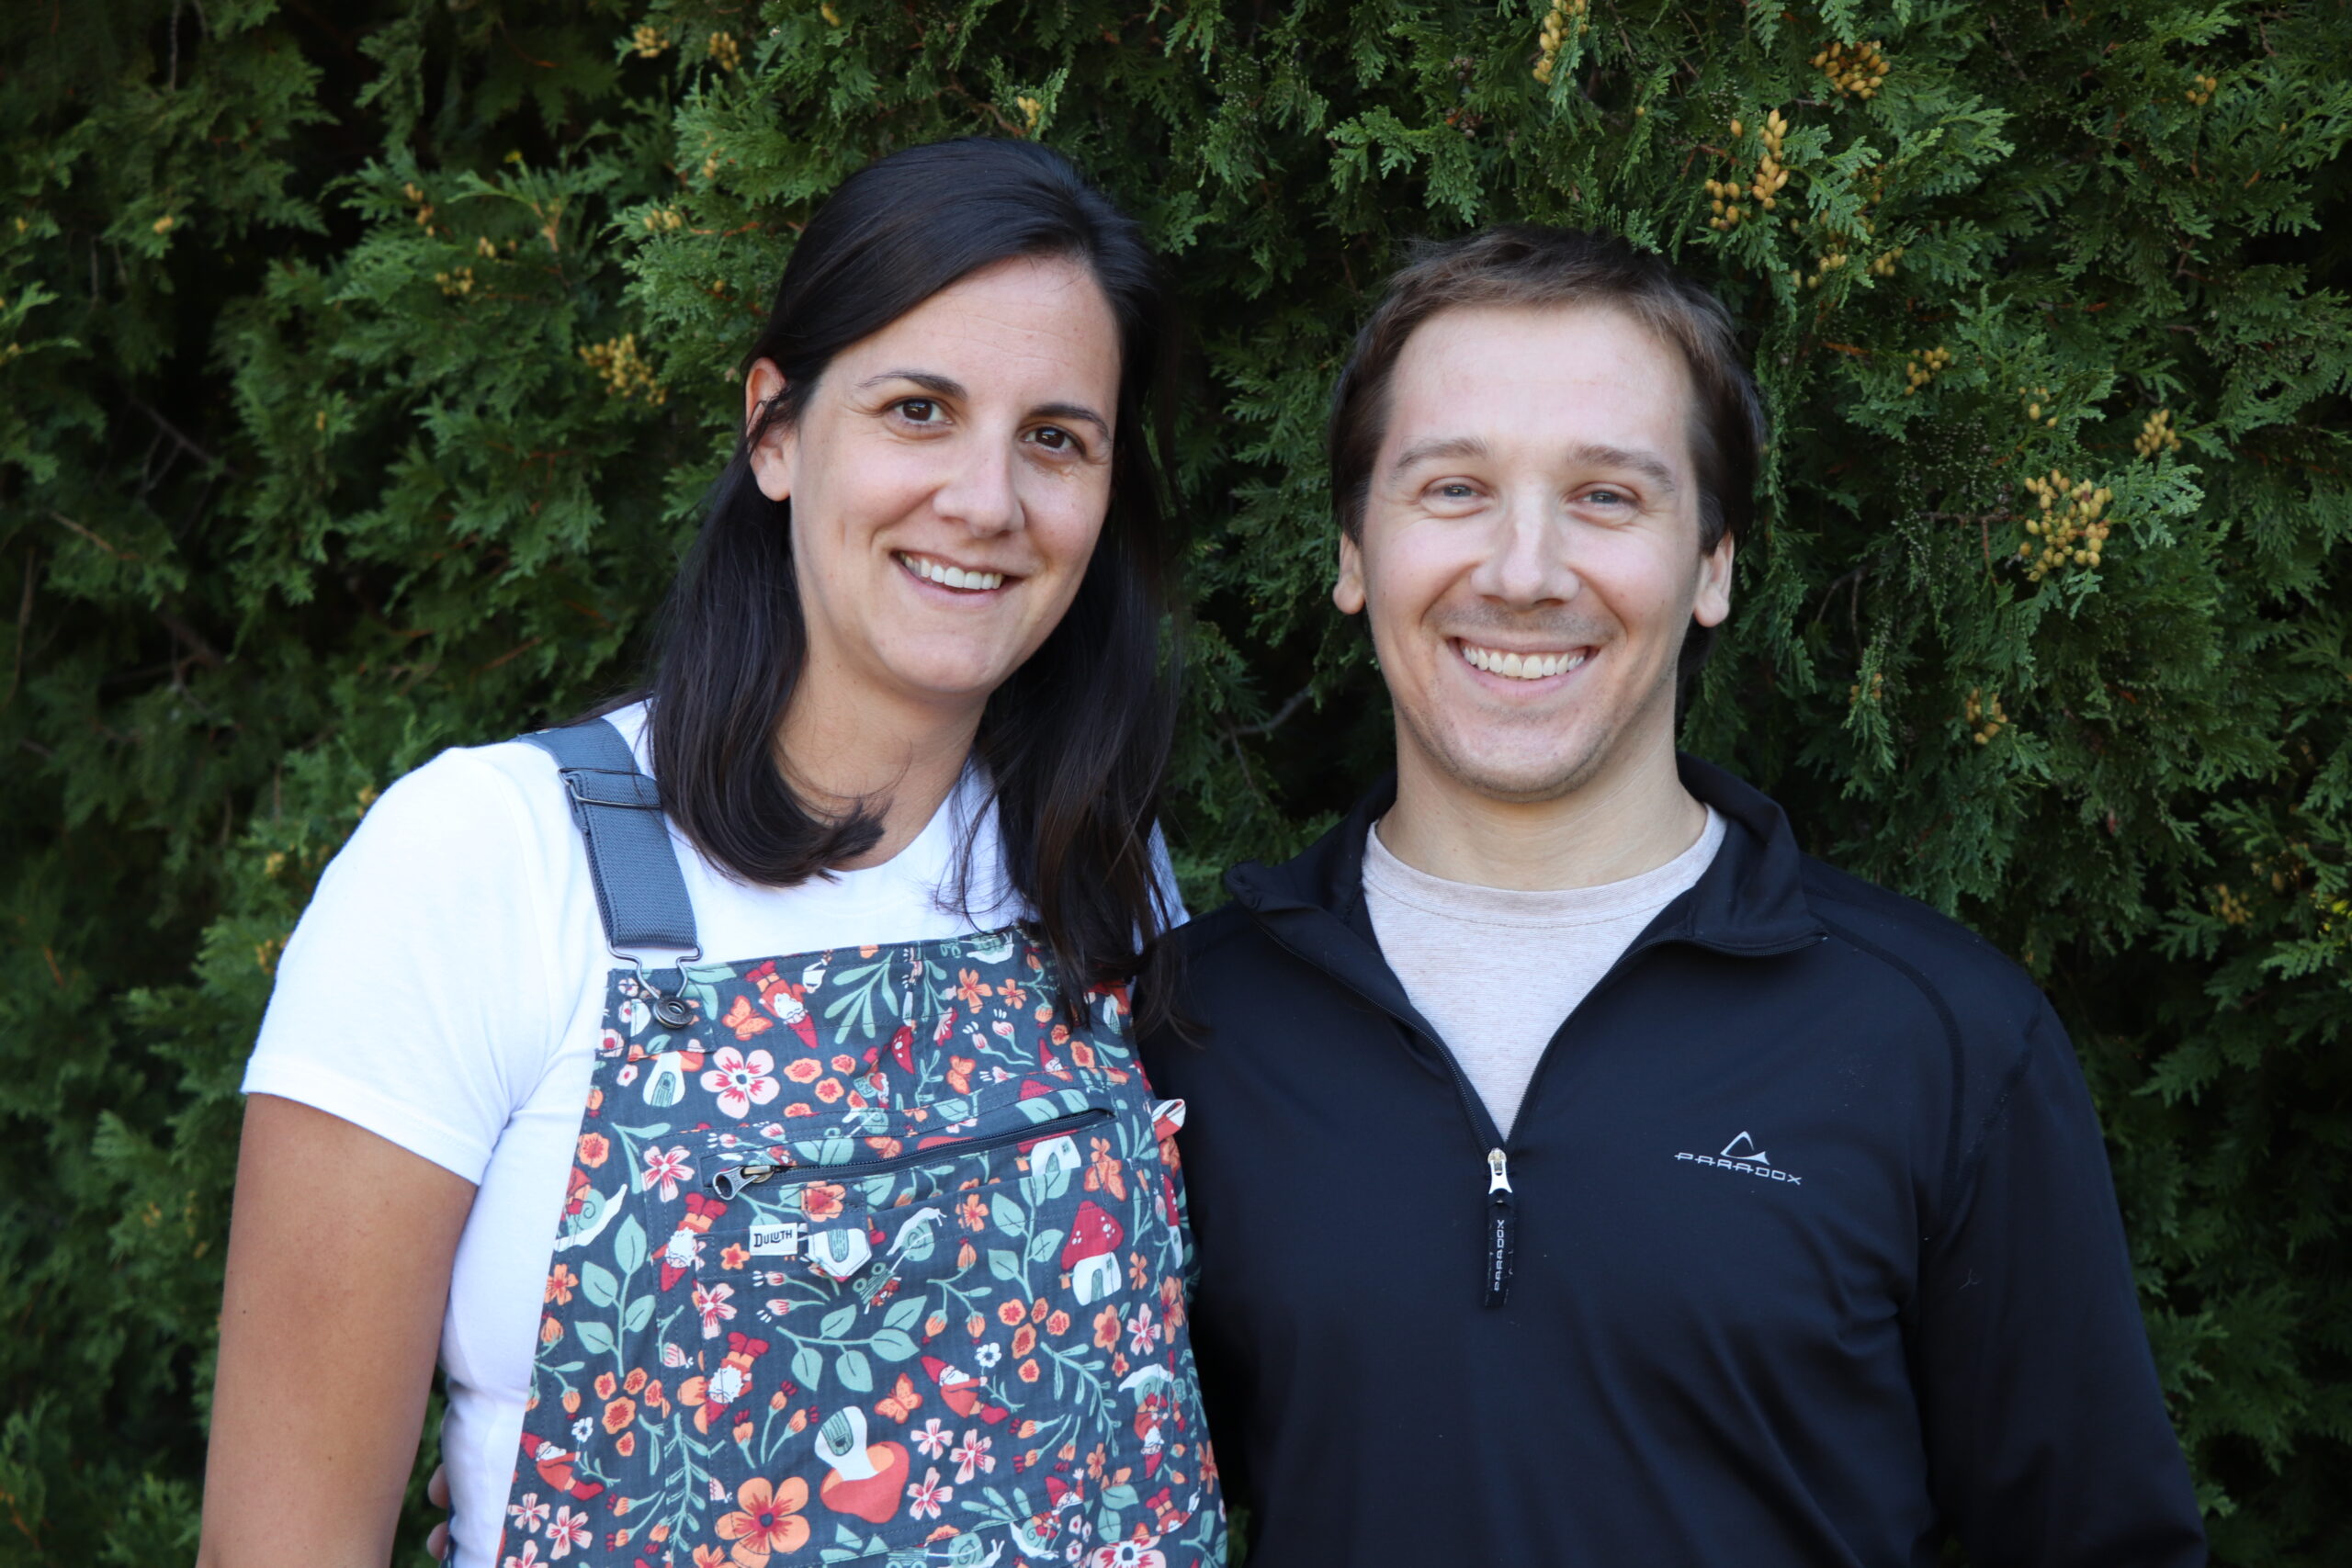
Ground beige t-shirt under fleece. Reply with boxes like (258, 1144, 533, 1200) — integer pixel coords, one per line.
(1363, 807, 1726, 1136)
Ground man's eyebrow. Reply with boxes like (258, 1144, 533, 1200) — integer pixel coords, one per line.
(857, 372, 1111, 440)
(1389, 435, 1488, 474)
(1573, 442, 1679, 492)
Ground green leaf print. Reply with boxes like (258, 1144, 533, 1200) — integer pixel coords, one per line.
(614, 1214, 648, 1277)
(819, 1303, 858, 1338)
(576, 1321, 616, 1355)
(579, 1262, 619, 1309)
(836, 1349, 873, 1393)
(988, 1249, 1023, 1282)
(1026, 1228, 1064, 1264)
(623, 1295, 654, 1333)
(792, 1345, 825, 1392)
(882, 1298, 924, 1333)
(869, 1329, 919, 1363)
(990, 1193, 1026, 1235)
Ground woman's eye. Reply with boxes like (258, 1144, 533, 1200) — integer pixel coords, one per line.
(1032, 425, 1073, 452)
(1434, 481, 1476, 502)
(896, 398, 940, 423)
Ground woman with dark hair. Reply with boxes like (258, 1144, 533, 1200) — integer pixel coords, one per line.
(201, 140, 1225, 1568)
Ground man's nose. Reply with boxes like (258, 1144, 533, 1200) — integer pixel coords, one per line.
(1468, 493, 1579, 605)
(932, 437, 1022, 536)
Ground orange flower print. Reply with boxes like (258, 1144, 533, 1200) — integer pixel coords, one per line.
(1092, 1306, 1123, 1350)
(1087, 1138, 1126, 1201)
(720, 1243, 750, 1270)
(577, 1132, 611, 1168)
(1011, 1325, 1036, 1359)
(998, 979, 1028, 1010)
(595, 1371, 617, 1400)
(798, 1182, 845, 1222)
(957, 1193, 988, 1232)
(954, 968, 994, 1009)
(784, 1055, 823, 1084)
(998, 1299, 1028, 1327)
(546, 1264, 578, 1305)
(624, 1368, 648, 1394)
(830, 1054, 858, 1074)
(814, 1077, 844, 1103)
(945, 1056, 976, 1094)
(1129, 1250, 1151, 1292)
(615, 1430, 637, 1458)
(603, 1396, 636, 1432)
(540, 1315, 563, 1346)
(1070, 1040, 1097, 1070)
(1018, 1359, 1041, 1383)
(1046, 1309, 1071, 1337)
(694, 1547, 729, 1568)
(714, 1474, 809, 1566)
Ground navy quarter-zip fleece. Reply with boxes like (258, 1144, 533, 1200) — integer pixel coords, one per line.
(1141, 758, 2204, 1567)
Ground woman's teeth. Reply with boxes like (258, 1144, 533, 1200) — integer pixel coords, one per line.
(899, 553, 1005, 592)
(1459, 643, 1589, 681)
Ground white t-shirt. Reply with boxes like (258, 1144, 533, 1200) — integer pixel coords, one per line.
(243, 703, 1172, 1568)
(1363, 808, 1724, 1136)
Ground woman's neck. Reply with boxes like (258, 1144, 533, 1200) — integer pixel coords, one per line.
(775, 670, 982, 870)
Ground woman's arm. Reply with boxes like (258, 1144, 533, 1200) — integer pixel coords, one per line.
(198, 1094, 476, 1568)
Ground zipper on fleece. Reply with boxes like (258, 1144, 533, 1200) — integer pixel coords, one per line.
(1243, 917, 1520, 1307)
(709, 1106, 1113, 1200)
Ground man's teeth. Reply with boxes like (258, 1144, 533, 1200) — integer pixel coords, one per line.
(1459, 643, 1589, 680)
(899, 554, 1005, 592)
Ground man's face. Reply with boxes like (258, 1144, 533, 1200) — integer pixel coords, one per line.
(1336, 304, 1734, 804)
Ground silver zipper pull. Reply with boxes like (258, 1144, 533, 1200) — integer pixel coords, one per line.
(1487, 1148, 1512, 1195)
(712, 1162, 780, 1201)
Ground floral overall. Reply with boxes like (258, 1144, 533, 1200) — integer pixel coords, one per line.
(498, 722, 1224, 1568)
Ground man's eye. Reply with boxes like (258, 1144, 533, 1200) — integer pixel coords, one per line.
(1585, 487, 1628, 507)
(1435, 482, 1476, 502)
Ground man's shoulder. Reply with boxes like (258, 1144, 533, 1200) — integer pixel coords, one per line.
(1796, 852, 2050, 1044)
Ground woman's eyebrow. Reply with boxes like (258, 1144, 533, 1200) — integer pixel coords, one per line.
(859, 368, 967, 399)
(1030, 401, 1112, 439)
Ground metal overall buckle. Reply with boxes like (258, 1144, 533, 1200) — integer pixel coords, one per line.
(614, 942, 702, 1029)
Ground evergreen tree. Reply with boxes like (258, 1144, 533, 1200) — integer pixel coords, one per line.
(1, 2, 2346, 1560)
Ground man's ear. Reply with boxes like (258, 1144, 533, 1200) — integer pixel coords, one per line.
(744, 357, 794, 502)
(1691, 531, 1736, 629)
(1333, 529, 1367, 616)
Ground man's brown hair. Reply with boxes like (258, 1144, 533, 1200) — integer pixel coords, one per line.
(1327, 225, 1767, 682)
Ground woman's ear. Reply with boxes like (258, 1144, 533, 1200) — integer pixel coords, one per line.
(744, 357, 795, 502)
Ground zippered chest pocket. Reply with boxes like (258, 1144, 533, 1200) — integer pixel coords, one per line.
(698, 1095, 1122, 1292)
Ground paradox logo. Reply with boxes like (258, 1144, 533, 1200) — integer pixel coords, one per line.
(1676, 1131, 1803, 1186)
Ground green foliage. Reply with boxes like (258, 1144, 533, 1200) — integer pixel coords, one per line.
(2, 0, 2346, 1560)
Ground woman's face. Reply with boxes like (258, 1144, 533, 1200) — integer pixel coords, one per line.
(747, 254, 1123, 726)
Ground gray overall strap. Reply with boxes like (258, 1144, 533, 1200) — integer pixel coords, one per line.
(523, 718, 700, 1025)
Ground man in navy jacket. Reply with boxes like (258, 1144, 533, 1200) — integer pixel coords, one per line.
(1139, 227, 2205, 1565)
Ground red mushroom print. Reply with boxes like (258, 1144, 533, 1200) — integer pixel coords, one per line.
(1061, 1201, 1125, 1305)
(814, 1404, 910, 1523)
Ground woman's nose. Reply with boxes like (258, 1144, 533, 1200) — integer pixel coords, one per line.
(932, 439, 1022, 536)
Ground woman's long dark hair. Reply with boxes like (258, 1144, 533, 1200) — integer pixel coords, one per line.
(642, 138, 1182, 1029)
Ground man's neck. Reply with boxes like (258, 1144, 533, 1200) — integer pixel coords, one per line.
(1376, 736, 1707, 893)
